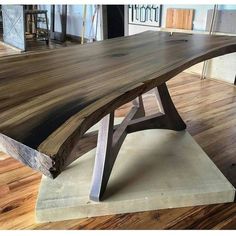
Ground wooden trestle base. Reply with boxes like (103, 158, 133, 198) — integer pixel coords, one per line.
(89, 83, 186, 201)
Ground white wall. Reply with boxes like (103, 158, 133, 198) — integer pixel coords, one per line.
(128, 4, 236, 84)
(186, 54, 236, 83)
(129, 4, 213, 35)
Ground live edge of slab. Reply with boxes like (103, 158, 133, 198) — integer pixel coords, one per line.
(35, 120, 235, 223)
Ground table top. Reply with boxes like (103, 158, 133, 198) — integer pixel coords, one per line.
(0, 31, 236, 169)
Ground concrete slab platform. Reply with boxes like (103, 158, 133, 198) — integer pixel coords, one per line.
(36, 119, 235, 223)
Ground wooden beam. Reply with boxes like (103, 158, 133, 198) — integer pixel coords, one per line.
(61, 5, 67, 42)
(101, 5, 108, 40)
(50, 5, 55, 39)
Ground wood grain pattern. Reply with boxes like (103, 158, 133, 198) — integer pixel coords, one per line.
(0, 73, 236, 229)
(90, 95, 146, 201)
(166, 8, 194, 30)
(0, 31, 236, 177)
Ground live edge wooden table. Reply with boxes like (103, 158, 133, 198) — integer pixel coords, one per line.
(0, 31, 236, 202)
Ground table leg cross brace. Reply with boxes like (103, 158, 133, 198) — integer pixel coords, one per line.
(89, 83, 186, 201)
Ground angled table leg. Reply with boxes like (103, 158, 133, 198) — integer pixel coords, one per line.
(89, 97, 145, 201)
(153, 87, 165, 114)
(157, 83, 186, 131)
(89, 82, 186, 201)
(127, 83, 186, 133)
(89, 112, 114, 201)
(90, 97, 145, 201)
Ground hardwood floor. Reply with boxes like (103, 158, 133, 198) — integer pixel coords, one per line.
(25, 38, 79, 53)
(0, 38, 79, 57)
(0, 72, 236, 229)
(0, 41, 20, 57)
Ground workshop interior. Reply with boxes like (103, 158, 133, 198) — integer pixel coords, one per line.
(0, 2, 236, 231)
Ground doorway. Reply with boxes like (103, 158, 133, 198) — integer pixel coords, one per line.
(106, 5, 124, 39)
